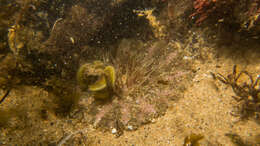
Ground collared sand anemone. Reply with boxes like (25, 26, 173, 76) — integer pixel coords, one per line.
(77, 61, 116, 99)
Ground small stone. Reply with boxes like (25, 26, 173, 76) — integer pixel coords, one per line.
(127, 125, 133, 130)
(112, 128, 117, 134)
(184, 55, 194, 60)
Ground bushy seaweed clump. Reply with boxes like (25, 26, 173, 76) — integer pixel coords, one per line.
(214, 65, 260, 123)
(0, 0, 147, 113)
(183, 133, 204, 146)
(225, 133, 260, 146)
(0, 0, 174, 143)
(190, 0, 260, 37)
(76, 39, 171, 136)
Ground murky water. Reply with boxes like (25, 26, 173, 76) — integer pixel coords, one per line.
(0, 0, 260, 145)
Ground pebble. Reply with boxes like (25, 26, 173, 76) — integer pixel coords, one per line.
(112, 128, 117, 134)
(183, 56, 193, 60)
(127, 125, 133, 130)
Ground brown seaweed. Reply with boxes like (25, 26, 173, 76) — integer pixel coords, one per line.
(214, 65, 260, 122)
(183, 133, 204, 146)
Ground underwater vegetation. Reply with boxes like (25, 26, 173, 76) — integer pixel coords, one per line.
(0, 0, 156, 111)
(0, 0, 177, 143)
(190, 0, 219, 25)
(183, 133, 204, 146)
(190, 0, 260, 25)
(226, 133, 248, 146)
(214, 65, 260, 123)
(133, 8, 166, 39)
(190, 0, 260, 39)
(225, 133, 260, 146)
(76, 39, 173, 136)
